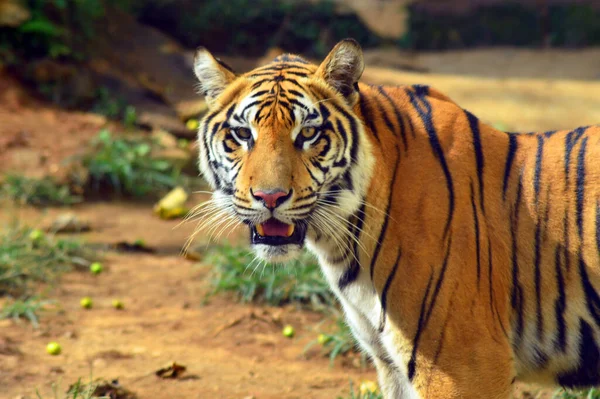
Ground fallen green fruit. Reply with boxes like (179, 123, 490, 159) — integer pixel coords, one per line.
(46, 342, 61, 355)
(317, 334, 331, 345)
(112, 299, 124, 310)
(90, 262, 103, 274)
(28, 229, 44, 241)
(282, 325, 295, 338)
(186, 119, 199, 130)
(80, 297, 93, 309)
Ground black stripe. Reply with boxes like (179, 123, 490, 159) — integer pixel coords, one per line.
(511, 177, 525, 341)
(406, 114, 416, 138)
(250, 90, 270, 98)
(534, 135, 544, 202)
(470, 181, 481, 288)
(369, 144, 401, 280)
(554, 245, 567, 351)
(240, 100, 261, 117)
(358, 87, 380, 142)
(408, 272, 434, 381)
(466, 110, 485, 213)
(564, 211, 572, 273)
(372, 92, 395, 139)
(287, 89, 305, 97)
(250, 78, 273, 90)
(377, 86, 408, 149)
(334, 120, 350, 165)
(488, 237, 495, 322)
(488, 238, 509, 338)
(534, 211, 543, 339)
(338, 204, 367, 290)
(407, 86, 455, 239)
(303, 160, 323, 186)
(378, 249, 402, 332)
(579, 254, 600, 327)
(576, 136, 589, 239)
(289, 98, 309, 111)
(280, 77, 305, 90)
(564, 126, 587, 188)
(409, 236, 452, 381)
(254, 63, 311, 71)
(596, 201, 600, 257)
(330, 103, 359, 166)
(503, 134, 518, 200)
(557, 319, 600, 387)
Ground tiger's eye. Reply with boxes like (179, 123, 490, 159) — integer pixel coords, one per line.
(233, 127, 252, 141)
(300, 127, 317, 140)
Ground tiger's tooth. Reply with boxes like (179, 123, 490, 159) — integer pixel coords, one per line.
(256, 224, 265, 236)
(286, 225, 295, 237)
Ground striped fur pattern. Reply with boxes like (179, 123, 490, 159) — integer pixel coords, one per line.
(193, 39, 600, 398)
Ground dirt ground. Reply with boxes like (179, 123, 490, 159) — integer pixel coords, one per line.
(0, 201, 377, 399)
(1, 48, 599, 398)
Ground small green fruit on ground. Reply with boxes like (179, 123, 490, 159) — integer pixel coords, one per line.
(46, 342, 61, 355)
(90, 262, 103, 274)
(359, 380, 379, 395)
(282, 325, 295, 338)
(317, 334, 331, 345)
(29, 229, 44, 241)
(186, 119, 199, 130)
(112, 299, 124, 309)
(80, 297, 93, 309)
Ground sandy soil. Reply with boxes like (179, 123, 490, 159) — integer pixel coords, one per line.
(0, 201, 376, 399)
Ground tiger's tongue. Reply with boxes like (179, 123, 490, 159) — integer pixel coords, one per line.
(259, 219, 294, 237)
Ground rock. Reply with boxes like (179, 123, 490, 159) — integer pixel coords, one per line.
(0, 0, 30, 27)
(153, 186, 189, 220)
(335, 0, 409, 39)
(136, 107, 191, 138)
(151, 129, 178, 149)
(24, 59, 96, 107)
(48, 213, 91, 233)
(90, 8, 204, 122)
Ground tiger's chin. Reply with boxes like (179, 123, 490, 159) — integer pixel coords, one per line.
(252, 243, 304, 263)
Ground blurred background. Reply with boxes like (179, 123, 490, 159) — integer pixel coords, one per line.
(1, 1, 600, 399)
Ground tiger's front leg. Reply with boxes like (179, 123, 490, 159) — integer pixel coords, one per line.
(372, 357, 406, 398)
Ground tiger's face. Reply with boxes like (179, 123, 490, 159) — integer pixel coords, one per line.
(194, 40, 372, 262)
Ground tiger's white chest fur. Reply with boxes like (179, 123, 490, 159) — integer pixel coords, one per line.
(306, 235, 420, 399)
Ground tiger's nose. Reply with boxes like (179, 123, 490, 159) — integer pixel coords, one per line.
(251, 188, 292, 209)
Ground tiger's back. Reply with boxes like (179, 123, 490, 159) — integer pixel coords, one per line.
(192, 39, 600, 398)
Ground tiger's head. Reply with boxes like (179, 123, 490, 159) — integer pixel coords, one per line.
(193, 39, 374, 263)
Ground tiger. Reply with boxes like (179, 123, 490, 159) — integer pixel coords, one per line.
(192, 38, 600, 398)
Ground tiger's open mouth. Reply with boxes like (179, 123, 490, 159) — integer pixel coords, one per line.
(250, 218, 306, 246)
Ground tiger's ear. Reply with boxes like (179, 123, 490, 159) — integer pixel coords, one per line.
(316, 39, 364, 105)
(193, 48, 237, 108)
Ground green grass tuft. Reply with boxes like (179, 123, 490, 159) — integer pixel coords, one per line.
(306, 317, 360, 366)
(204, 244, 336, 311)
(1, 175, 82, 207)
(82, 130, 182, 198)
(0, 296, 52, 328)
(337, 380, 383, 399)
(36, 377, 104, 399)
(0, 223, 95, 297)
(553, 388, 600, 398)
